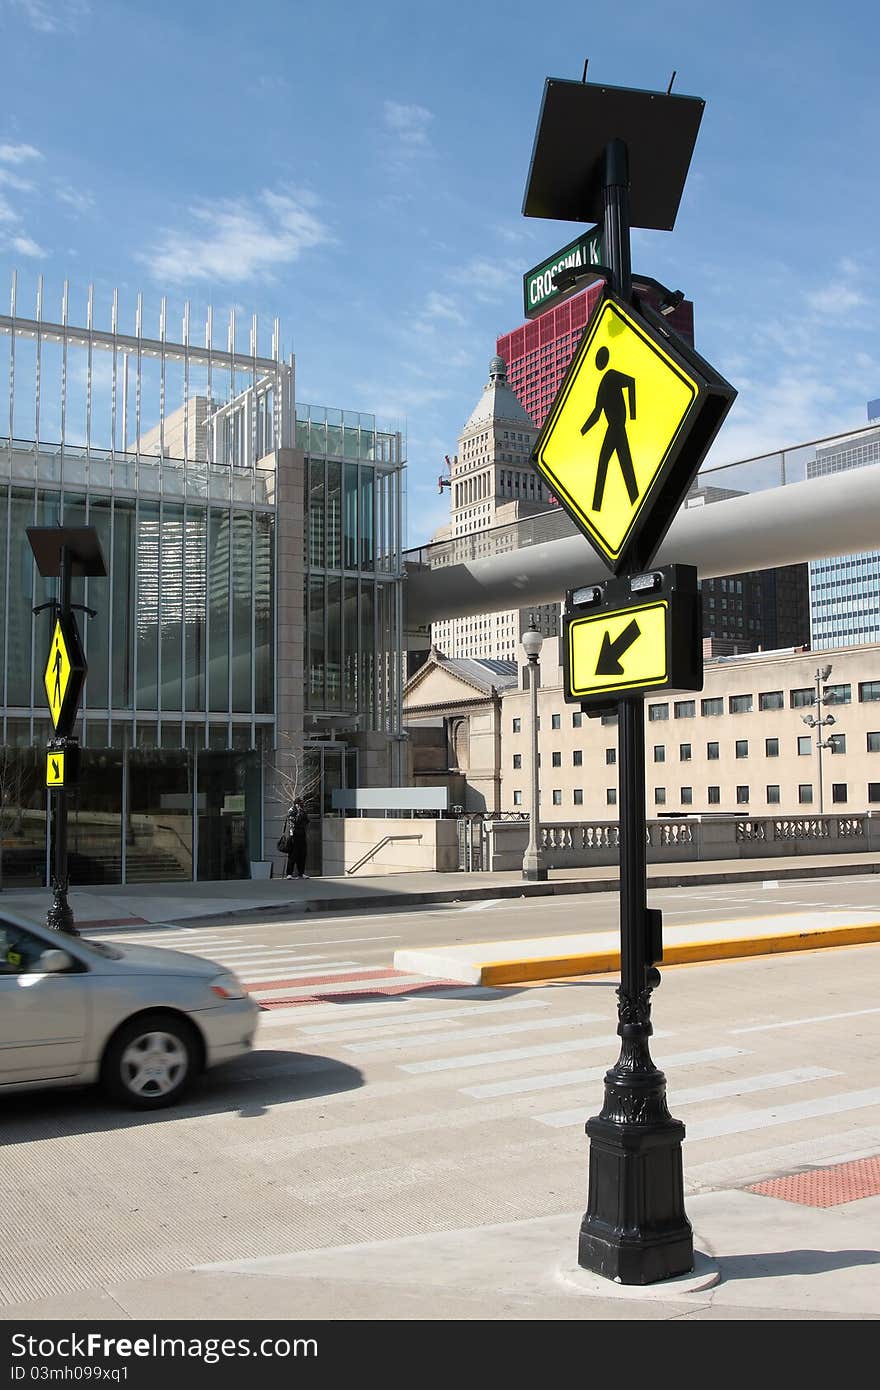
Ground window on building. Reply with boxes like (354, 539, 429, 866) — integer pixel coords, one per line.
(653, 746, 665, 763)
(736, 786, 749, 805)
(790, 688, 814, 708)
(868, 733, 880, 753)
(572, 712, 583, 728)
(601, 712, 618, 726)
(798, 736, 812, 756)
(701, 698, 723, 716)
(654, 787, 666, 805)
(573, 749, 583, 767)
(798, 784, 813, 804)
(552, 789, 562, 806)
(513, 754, 522, 770)
(729, 694, 753, 714)
(551, 713, 561, 730)
(707, 741, 719, 760)
(681, 787, 693, 805)
(859, 682, 880, 703)
(869, 783, 880, 803)
(832, 783, 847, 804)
(766, 737, 779, 758)
(674, 700, 695, 719)
(605, 748, 616, 765)
(648, 703, 669, 721)
(573, 788, 583, 806)
(708, 786, 720, 804)
(512, 718, 521, 733)
(759, 691, 784, 710)
(824, 684, 851, 706)
(513, 790, 522, 806)
(828, 733, 846, 755)
(551, 751, 561, 767)
(606, 788, 617, 806)
(736, 740, 749, 759)
(766, 784, 780, 804)
(680, 743, 692, 761)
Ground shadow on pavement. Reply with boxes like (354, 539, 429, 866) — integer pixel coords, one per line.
(1, 1050, 363, 1143)
(717, 1248, 880, 1281)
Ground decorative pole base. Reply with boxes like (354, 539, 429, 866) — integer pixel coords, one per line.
(522, 863, 548, 882)
(46, 884, 77, 936)
(579, 1046, 693, 1284)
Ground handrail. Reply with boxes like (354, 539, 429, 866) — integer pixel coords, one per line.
(346, 833, 422, 875)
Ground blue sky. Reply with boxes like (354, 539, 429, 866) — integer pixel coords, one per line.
(1, 0, 878, 545)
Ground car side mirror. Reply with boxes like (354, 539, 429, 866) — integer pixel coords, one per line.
(39, 948, 74, 973)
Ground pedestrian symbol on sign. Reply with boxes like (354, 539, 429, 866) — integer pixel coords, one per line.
(580, 346, 638, 509)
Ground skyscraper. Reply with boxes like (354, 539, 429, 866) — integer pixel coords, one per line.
(431, 357, 559, 659)
(808, 421, 880, 648)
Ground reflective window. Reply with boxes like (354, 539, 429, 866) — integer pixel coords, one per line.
(766, 784, 780, 804)
(759, 690, 784, 710)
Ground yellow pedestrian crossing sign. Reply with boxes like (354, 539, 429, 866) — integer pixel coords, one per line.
(46, 749, 66, 787)
(43, 615, 86, 736)
(532, 291, 736, 574)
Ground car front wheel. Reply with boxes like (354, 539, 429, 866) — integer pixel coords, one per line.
(101, 1013, 200, 1109)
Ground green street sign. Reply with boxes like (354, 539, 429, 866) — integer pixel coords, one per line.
(523, 229, 604, 319)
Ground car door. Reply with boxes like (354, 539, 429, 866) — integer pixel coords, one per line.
(0, 922, 89, 1083)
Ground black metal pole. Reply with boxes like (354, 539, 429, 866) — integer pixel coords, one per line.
(46, 545, 77, 937)
(577, 139, 693, 1284)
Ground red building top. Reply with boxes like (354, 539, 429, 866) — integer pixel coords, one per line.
(496, 285, 695, 429)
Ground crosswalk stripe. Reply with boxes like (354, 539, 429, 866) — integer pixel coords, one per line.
(457, 1038, 732, 1098)
(534, 1062, 837, 1127)
(251, 973, 437, 1001)
(254, 988, 501, 1028)
(397, 1032, 662, 1075)
(684, 1086, 880, 1142)
(297, 996, 549, 1040)
(345, 1010, 608, 1056)
(730, 1006, 880, 1035)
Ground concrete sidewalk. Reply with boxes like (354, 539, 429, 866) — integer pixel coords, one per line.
(1, 849, 878, 932)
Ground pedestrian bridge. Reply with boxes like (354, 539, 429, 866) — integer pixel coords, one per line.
(404, 425, 880, 628)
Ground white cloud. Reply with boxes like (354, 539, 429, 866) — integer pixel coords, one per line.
(421, 291, 465, 326)
(0, 142, 42, 165)
(55, 182, 93, 213)
(10, 233, 45, 257)
(804, 281, 864, 314)
(10, 0, 89, 34)
(139, 189, 333, 284)
(383, 101, 433, 148)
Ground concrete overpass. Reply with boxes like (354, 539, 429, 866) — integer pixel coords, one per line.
(404, 460, 880, 628)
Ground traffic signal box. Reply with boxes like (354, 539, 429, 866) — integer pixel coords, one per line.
(562, 563, 702, 709)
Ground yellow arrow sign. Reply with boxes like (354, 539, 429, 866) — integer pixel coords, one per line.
(567, 600, 669, 698)
(44, 619, 74, 732)
(533, 295, 701, 569)
(46, 750, 66, 788)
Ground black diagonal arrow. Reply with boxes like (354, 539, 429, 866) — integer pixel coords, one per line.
(595, 618, 641, 676)
(51, 758, 60, 780)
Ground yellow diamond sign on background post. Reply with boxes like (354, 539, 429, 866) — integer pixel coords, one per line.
(532, 290, 735, 575)
(42, 614, 86, 736)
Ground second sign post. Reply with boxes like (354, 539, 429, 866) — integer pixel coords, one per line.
(523, 74, 736, 1284)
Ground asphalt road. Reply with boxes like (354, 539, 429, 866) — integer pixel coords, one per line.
(2, 876, 879, 1317)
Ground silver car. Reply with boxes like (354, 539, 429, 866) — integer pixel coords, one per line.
(0, 912, 259, 1109)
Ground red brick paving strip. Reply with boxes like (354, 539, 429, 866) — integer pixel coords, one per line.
(253, 970, 461, 1009)
(747, 1156, 880, 1207)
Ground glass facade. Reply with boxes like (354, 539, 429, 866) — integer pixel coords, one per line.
(808, 429, 880, 648)
(298, 405, 405, 735)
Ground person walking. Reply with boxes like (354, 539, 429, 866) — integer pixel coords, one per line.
(285, 797, 309, 879)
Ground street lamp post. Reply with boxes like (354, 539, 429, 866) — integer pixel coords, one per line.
(801, 663, 837, 815)
(521, 626, 547, 881)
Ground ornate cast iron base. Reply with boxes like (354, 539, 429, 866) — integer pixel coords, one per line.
(578, 983, 693, 1285)
(46, 881, 77, 936)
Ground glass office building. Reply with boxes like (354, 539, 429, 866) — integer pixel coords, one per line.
(0, 275, 405, 887)
(808, 426, 880, 649)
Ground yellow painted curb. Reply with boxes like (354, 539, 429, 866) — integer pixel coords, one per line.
(479, 920, 880, 987)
